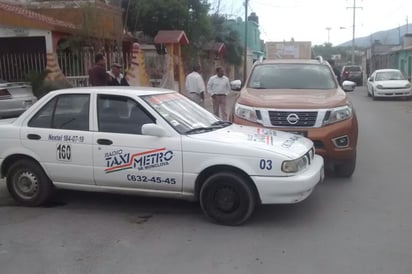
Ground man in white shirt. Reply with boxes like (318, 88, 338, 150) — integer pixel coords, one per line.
(185, 64, 206, 106)
(207, 66, 231, 120)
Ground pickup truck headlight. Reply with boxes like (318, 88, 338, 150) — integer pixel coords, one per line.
(282, 156, 308, 173)
(234, 103, 258, 122)
(323, 105, 353, 126)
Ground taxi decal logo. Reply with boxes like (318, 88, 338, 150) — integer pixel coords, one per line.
(248, 128, 277, 145)
(104, 148, 174, 173)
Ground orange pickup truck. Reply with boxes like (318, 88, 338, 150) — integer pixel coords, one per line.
(230, 58, 358, 177)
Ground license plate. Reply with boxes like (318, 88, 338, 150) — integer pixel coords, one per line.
(286, 131, 308, 137)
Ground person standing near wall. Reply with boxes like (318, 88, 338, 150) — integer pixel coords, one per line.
(88, 53, 109, 86)
(107, 63, 129, 86)
(185, 64, 205, 106)
(207, 66, 231, 120)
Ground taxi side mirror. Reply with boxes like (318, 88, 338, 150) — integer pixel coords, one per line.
(142, 123, 169, 137)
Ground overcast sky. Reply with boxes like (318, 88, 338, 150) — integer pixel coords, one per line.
(209, 0, 412, 46)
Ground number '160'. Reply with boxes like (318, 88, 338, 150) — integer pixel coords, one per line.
(259, 159, 272, 170)
(57, 144, 71, 161)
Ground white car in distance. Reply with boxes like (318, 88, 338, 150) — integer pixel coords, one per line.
(0, 87, 324, 225)
(367, 69, 412, 100)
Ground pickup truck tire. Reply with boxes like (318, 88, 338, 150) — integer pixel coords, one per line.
(6, 159, 53, 206)
(334, 156, 356, 178)
(200, 172, 256, 226)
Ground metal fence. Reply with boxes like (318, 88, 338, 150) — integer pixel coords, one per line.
(0, 50, 167, 87)
(0, 52, 46, 82)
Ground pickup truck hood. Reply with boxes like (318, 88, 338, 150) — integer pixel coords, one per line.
(237, 88, 347, 108)
(375, 80, 410, 88)
(187, 124, 313, 159)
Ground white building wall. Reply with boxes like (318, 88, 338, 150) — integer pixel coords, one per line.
(0, 25, 52, 52)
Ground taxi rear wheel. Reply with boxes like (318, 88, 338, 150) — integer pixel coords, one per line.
(6, 159, 53, 206)
(200, 172, 256, 226)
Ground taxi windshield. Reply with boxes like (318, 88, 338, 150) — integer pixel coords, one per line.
(142, 92, 226, 134)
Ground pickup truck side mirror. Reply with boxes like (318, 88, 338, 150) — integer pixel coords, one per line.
(230, 80, 242, 91)
(342, 80, 356, 92)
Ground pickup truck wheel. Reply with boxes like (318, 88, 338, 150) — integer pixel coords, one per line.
(200, 172, 256, 226)
(334, 156, 356, 178)
(6, 160, 53, 206)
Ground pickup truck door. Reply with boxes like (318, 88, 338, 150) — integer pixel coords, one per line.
(92, 94, 183, 192)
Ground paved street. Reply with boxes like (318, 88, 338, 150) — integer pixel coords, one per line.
(1, 87, 412, 274)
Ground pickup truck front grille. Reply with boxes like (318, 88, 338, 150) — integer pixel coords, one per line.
(269, 111, 318, 127)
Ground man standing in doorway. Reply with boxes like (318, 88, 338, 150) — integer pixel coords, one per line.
(185, 64, 205, 106)
(207, 66, 231, 120)
(88, 53, 109, 86)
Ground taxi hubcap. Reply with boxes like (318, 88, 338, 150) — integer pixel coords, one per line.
(14, 171, 39, 199)
(214, 186, 239, 212)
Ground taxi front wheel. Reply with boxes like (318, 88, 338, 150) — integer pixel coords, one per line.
(6, 159, 53, 206)
(200, 172, 256, 226)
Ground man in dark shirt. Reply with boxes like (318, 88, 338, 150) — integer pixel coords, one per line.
(88, 53, 109, 86)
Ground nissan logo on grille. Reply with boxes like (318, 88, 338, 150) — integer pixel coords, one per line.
(286, 113, 300, 125)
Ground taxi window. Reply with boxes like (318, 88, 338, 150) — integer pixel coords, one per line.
(29, 94, 90, 131)
(97, 95, 155, 134)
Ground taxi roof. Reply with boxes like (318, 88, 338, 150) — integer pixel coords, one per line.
(52, 86, 175, 97)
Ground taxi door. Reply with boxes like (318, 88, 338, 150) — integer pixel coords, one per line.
(20, 93, 94, 185)
(92, 94, 183, 192)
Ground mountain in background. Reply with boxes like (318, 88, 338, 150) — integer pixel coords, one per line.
(338, 24, 412, 48)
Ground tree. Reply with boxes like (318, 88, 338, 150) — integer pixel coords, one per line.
(126, 0, 212, 62)
(312, 43, 348, 61)
(211, 14, 243, 66)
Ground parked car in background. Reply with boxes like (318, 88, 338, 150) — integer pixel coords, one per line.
(367, 69, 412, 100)
(341, 65, 363, 86)
(0, 80, 37, 119)
(230, 58, 358, 177)
(0, 87, 324, 225)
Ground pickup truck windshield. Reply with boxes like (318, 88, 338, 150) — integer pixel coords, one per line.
(248, 63, 337, 90)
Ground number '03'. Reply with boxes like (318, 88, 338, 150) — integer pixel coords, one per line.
(259, 159, 272, 170)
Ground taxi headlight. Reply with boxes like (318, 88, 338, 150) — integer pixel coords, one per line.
(323, 105, 353, 126)
(282, 156, 308, 173)
(234, 103, 257, 122)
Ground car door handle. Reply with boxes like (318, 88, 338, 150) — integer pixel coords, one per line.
(27, 134, 41, 140)
(97, 139, 113, 145)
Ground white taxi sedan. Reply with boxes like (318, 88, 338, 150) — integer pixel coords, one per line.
(0, 87, 324, 225)
(367, 69, 412, 100)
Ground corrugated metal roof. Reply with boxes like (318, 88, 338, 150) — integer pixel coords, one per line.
(153, 30, 189, 45)
(0, 2, 76, 30)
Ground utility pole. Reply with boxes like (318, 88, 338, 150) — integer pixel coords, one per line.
(347, 0, 362, 64)
(326, 27, 332, 44)
(243, 0, 249, 83)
